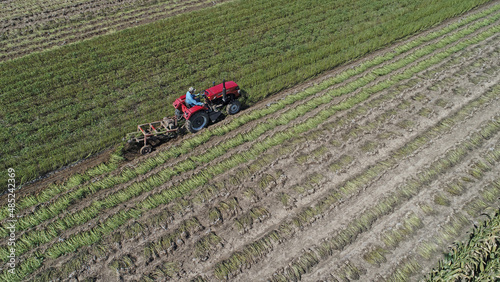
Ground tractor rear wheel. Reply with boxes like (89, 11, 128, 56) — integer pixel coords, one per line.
(186, 111, 209, 133)
(226, 100, 241, 115)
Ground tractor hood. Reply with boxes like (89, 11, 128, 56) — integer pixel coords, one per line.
(204, 81, 239, 100)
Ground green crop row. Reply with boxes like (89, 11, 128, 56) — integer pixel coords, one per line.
(0, 144, 125, 223)
(2, 0, 218, 59)
(0, 0, 492, 188)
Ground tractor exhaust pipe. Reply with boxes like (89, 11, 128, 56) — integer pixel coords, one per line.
(222, 79, 227, 102)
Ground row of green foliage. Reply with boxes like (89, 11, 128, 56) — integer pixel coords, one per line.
(0, 0, 491, 189)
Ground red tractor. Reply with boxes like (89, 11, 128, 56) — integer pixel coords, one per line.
(125, 80, 243, 154)
(173, 79, 242, 133)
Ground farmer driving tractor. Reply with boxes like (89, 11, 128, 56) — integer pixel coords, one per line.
(185, 87, 204, 108)
(125, 80, 243, 154)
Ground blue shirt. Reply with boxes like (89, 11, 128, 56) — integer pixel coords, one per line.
(186, 91, 204, 107)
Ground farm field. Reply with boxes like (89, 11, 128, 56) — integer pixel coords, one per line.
(0, 0, 492, 188)
(0, 0, 235, 61)
(1, 0, 500, 280)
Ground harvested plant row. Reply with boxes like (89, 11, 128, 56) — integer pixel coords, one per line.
(212, 78, 500, 280)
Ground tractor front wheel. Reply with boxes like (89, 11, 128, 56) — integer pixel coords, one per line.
(226, 100, 241, 115)
(186, 111, 209, 133)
